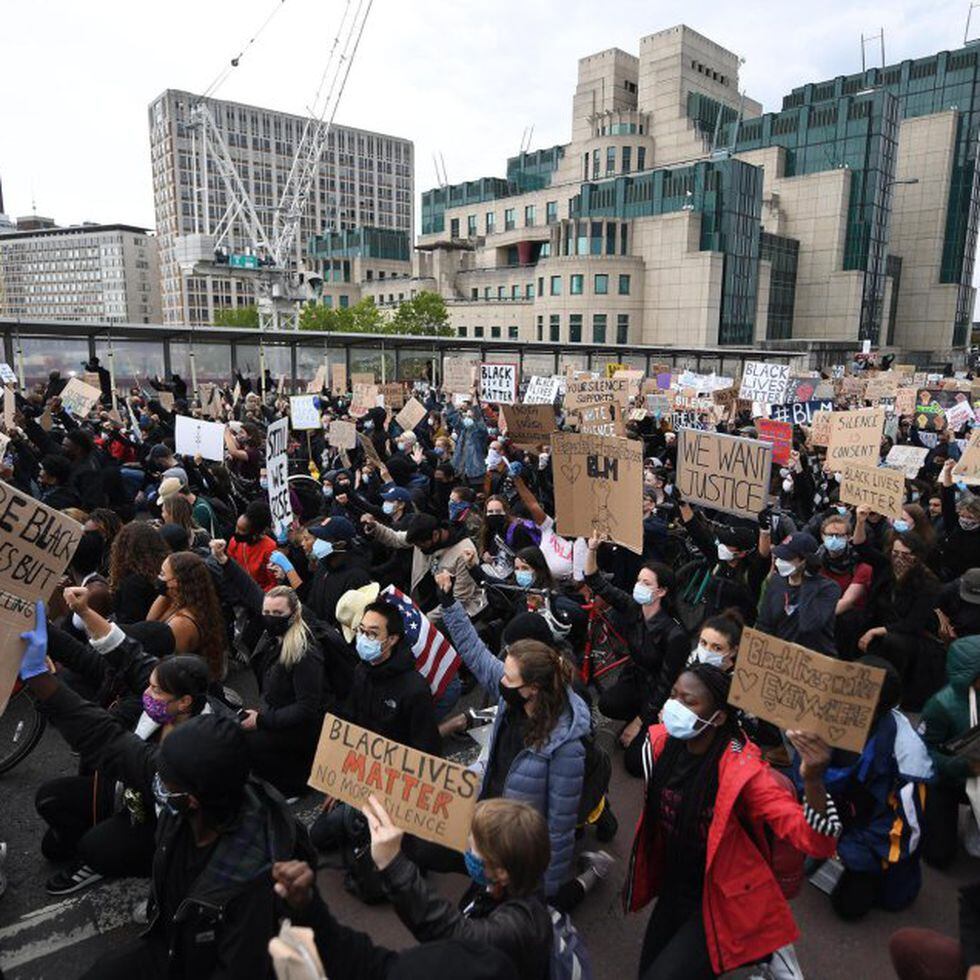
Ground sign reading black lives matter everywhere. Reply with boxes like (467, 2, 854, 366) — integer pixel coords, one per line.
(308, 715, 479, 851)
(739, 361, 791, 404)
(675, 428, 773, 518)
(265, 417, 293, 540)
(479, 363, 518, 405)
(0, 480, 83, 714)
(730, 627, 885, 753)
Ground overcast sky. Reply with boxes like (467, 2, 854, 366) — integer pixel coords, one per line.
(0, 0, 974, 230)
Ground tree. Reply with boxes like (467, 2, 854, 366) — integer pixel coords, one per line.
(213, 304, 259, 328)
(298, 297, 383, 333)
(391, 291, 452, 336)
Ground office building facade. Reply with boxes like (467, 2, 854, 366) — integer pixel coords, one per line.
(149, 90, 413, 325)
(0, 221, 160, 323)
(320, 25, 976, 362)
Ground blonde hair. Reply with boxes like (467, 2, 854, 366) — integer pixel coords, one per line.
(267, 585, 313, 668)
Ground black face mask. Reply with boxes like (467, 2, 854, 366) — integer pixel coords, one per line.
(233, 532, 253, 544)
(498, 679, 529, 711)
(262, 614, 292, 638)
(485, 515, 507, 536)
(154, 577, 170, 597)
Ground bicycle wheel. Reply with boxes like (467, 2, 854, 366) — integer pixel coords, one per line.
(0, 685, 46, 775)
(674, 558, 712, 634)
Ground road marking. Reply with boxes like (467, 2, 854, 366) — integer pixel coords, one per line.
(0, 878, 146, 971)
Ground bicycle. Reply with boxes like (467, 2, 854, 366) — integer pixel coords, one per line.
(0, 679, 46, 775)
(578, 594, 630, 690)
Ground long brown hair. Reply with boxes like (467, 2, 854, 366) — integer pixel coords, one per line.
(162, 494, 202, 538)
(506, 639, 573, 749)
(109, 521, 169, 592)
(167, 551, 226, 680)
(471, 799, 550, 897)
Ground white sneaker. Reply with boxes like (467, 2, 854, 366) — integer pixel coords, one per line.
(579, 849, 616, 880)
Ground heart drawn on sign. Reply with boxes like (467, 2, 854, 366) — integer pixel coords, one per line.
(735, 672, 758, 694)
(828, 725, 846, 743)
(560, 463, 581, 485)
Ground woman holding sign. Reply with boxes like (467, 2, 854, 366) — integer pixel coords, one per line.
(625, 663, 841, 979)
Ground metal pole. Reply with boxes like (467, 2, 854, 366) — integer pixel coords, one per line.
(106, 333, 117, 408)
(259, 340, 267, 400)
(14, 324, 24, 391)
(381, 341, 387, 383)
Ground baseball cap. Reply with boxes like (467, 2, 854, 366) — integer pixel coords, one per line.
(309, 517, 356, 543)
(773, 531, 819, 560)
(381, 485, 412, 503)
(959, 568, 980, 605)
(157, 476, 186, 506)
(716, 525, 756, 552)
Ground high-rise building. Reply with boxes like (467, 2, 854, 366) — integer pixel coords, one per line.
(0, 220, 160, 323)
(148, 89, 413, 325)
(337, 25, 975, 362)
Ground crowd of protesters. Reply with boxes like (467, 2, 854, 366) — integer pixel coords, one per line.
(0, 353, 979, 980)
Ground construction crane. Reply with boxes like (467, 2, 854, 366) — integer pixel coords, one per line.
(175, 0, 374, 331)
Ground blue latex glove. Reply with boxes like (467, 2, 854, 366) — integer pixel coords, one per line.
(507, 460, 523, 478)
(19, 600, 49, 680)
(275, 525, 289, 545)
(269, 551, 295, 574)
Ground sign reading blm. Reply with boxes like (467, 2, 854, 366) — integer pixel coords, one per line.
(308, 715, 479, 851)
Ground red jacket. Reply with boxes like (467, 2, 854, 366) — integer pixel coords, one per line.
(228, 534, 278, 592)
(624, 725, 840, 974)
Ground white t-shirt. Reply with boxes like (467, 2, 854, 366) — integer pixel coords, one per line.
(537, 516, 586, 583)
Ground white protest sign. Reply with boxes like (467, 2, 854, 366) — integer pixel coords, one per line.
(479, 363, 517, 405)
(884, 445, 930, 480)
(0, 364, 17, 386)
(524, 376, 562, 405)
(289, 395, 321, 431)
(739, 362, 790, 404)
(175, 415, 225, 462)
(266, 417, 293, 539)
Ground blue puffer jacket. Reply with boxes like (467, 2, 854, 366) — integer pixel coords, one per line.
(443, 600, 589, 896)
(445, 403, 489, 480)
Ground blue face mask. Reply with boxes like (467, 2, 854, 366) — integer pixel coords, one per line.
(823, 534, 847, 554)
(364, 421, 374, 431)
(661, 698, 716, 741)
(463, 416, 475, 429)
(356, 633, 384, 663)
(463, 849, 490, 887)
(448, 500, 468, 521)
(382, 501, 397, 515)
(259, 478, 268, 491)
(434, 446, 445, 457)
(488, 427, 498, 436)
(956, 481, 969, 493)
(632, 583, 654, 606)
(892, 519, 911, 534)
(396, 442, 406, 453)
(312, 538, 333, 559)
(515, 569, 535, 588)
(836, 505, 849, 516)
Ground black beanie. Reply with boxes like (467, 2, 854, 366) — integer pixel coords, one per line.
(502, 611, 555, 648)
(158, 714, 249, 808)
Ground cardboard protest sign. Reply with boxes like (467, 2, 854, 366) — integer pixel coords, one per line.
(894, 387, 916, 416)
(2, 389, 14, 433)
(350, 383, 379, 418)
(60, 378, 102, 418)
(838, 463, 905, 519)
(864, 375, 900, 404)
(308, 714, 478, 851)
(328, 420, 358, 451)
(524, 376, 562, 405)
(612, 369, 645, 397)
(443, 357, 477, 395)
(784, 376, 821, 404)
(769, 400, 834, 426)
(358, 433, 392, 482)
(305, 366, 325, 395)
(265, 417, 293, 539)
(351, 372, 375, 386)
(565, 376, 631, 411)
(289, 395, 321, 431)
(395, 397, 427, 434)
(550, 432, 643, 553)
(809, 410, 832, 447)
(675, 429, 772, 519)
(479, 363, 517, 405)
(330, 363, 347, 396)
(0, 480, 83, 714)
(604, 362, 627, 378)
(381, 382, 405, 410)
(500, 404, 556, 446)
(755, 418, 793, 465)
(577, 401, 624, 437)
(730, 627, 885, 753)
(645, 394, 672, 418)
(914, 389, 950, 431)
(953, 429, 980, 486)
(174, 415, 225, 462)
(884, 445, 929, 480)
(825, 408, 885, 467)
(739, 362, 790, 404)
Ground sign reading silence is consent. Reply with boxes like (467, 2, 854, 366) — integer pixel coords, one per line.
(675, 428, 772, 519)
(825, 407, 885, 467)
(308, 715, 478, 851)
(729, 627, 885, 753)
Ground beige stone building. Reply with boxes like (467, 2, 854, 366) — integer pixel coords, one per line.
(311, 25, 980, 363)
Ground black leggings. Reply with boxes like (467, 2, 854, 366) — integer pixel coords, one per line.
(245, 724, 319, 797)
(639, 898, 715, 980)
(923, 780, 968, 869)
(35, 774, 155, 877)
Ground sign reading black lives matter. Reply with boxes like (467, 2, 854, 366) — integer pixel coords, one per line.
(265, 417, 293, 541)
(479, 363, 517, 405)
(739, 361, 791, 404)
(675, 428, 773, 519)
(0, 480, 83, 714)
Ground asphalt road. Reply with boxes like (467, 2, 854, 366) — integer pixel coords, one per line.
(1, 668, 977, 979)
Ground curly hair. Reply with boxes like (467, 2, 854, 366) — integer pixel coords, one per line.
(167, 551, 227, 680)
(109, 521, 170, 593)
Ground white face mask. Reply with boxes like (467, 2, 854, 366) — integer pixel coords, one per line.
(775, 557, 797, 578)
(695, 643, 726, 668)
(781, 477, 794, 493)
(717, 541, 735, 562)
